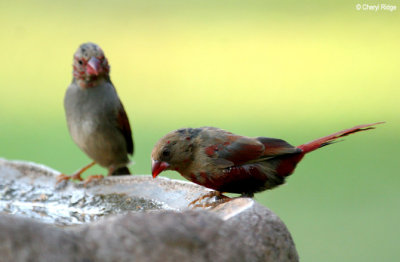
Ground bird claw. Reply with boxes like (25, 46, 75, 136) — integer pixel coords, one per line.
(56, 172, 103, 187)
(56, 174, 70, 184)
(55, 162, 96, 185)
(189, 191, 229, 208)
(192, 198, 234, 209)
(83, 175, 104, 187)
(56, 173, 83, 184)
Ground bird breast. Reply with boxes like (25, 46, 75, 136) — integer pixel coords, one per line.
(64, 81, 119, 151)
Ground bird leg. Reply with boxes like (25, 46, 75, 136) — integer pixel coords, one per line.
(81, 165, 116, 187)
(189, 191, 254, 209)
(189, 191, 229, 208)
(107, 166, 115, 176)
(56, 161, 96, 184)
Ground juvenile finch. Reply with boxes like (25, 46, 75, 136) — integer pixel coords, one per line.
(57, 42, 134, 184)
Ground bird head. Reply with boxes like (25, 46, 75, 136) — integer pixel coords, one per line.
(151, 128, 198, 178)
(73, 42, 110, 88)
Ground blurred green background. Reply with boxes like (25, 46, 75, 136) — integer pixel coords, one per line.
(0, 0, 399, 261)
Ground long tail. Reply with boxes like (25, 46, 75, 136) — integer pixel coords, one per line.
(297, 122, 384, 154)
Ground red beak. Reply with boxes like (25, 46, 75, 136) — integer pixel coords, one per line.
(86, 57, 101, 76)
(151, 159, 170, 178)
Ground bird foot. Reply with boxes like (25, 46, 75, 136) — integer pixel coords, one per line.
(56, 172, 83, 184)
(192, 197, 234, 209)
(189, 191, 229, 208)
(55, 162, 96, 185)
(83, 175, 104, 187)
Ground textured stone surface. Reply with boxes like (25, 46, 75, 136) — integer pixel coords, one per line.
(0, 214, 90, 262)
(0, 158, 298, 262)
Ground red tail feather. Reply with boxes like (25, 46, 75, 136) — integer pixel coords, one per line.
(297, 122, 384, 154)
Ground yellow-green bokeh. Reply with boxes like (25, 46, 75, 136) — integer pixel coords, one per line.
(0, 1, 399, 261)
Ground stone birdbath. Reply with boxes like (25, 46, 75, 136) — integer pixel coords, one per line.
(0, 158, 298, 262)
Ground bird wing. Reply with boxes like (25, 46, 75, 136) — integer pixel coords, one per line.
(206, 135, 301, 168)
(203, 133, 264, 168)
(116, 103, 134, 155)
(256, 137, 301, 156)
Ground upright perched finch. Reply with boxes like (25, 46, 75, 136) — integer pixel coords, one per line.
(151, 123, 382, 201)
(57, 43, 134, 184)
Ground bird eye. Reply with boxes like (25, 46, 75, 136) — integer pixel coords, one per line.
(78, 60, 83, 65)
(162, 149, 170, 158)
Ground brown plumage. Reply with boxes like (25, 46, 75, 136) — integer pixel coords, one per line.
(151, 123, 383, 197)
(57, 43, 134, 184)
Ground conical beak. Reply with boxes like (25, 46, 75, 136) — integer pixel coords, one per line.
(151, 159, 170, 178)
(86, 57, 101, 76)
